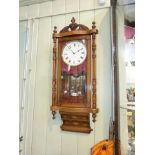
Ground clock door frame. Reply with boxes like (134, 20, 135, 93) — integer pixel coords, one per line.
(57, 35, 91, 109)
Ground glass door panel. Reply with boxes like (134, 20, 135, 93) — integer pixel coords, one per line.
(116, 2, 135, 155)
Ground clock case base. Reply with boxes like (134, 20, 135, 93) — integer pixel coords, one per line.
(60, 111, 92, 133)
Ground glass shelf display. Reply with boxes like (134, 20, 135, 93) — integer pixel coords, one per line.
(124, 16, 135, 155)
(116, 2, 135, 155)
(125, 25, 135, 105)
(125, 18, 135, 155)
(127, 109, 135, 155)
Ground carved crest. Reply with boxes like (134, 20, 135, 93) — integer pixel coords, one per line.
(60, 17, 89, 33)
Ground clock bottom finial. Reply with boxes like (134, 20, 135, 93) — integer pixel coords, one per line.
(52, 111, 56, 119)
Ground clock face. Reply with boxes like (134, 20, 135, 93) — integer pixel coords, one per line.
(62, 41, 87, 66)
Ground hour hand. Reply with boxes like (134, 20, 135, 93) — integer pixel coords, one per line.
(71, 49, 75, 54)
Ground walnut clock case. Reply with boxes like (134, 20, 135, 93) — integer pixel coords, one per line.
(51, 17, 99, 133)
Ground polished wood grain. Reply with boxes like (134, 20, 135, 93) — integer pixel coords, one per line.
(50, 26, 57, 119)
(60, 112, 92, 133)
(91, 21, 98, 122)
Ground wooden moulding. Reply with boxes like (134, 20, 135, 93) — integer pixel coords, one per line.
(52, 106, 99, 115)
(53, 29, 98, 38)
(91, 21, 98, 122)
(51, 26, 57, 119)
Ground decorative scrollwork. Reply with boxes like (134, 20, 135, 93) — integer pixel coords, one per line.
(60, 17, 89, 33)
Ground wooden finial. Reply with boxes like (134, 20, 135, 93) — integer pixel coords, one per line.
(92, 21, 96, 29)
(92, 113, 96, 122)
(52, 111, 56, 119)
(71, 17, 75, 24)
(53, 26, 57, 33)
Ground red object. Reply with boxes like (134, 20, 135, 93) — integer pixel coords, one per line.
(62, 60, 86, 74)
(124, 25, 135, 40)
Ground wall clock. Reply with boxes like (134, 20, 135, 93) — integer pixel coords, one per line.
(50, 17, 99, 133)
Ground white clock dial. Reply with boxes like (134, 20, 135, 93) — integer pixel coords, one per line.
(62, 41, 87, 66)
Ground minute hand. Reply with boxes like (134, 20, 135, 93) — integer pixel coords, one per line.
(75, 48, 83, 54)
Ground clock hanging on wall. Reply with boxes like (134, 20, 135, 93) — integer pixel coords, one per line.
(50, 17, 99, 133)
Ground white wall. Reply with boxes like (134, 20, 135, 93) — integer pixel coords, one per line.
(19, 21, 28, 154)
(19, 0, 112, 155)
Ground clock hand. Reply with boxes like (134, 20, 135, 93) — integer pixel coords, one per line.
(71, 49, 75, 54)
(75, 48, 83, 54)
